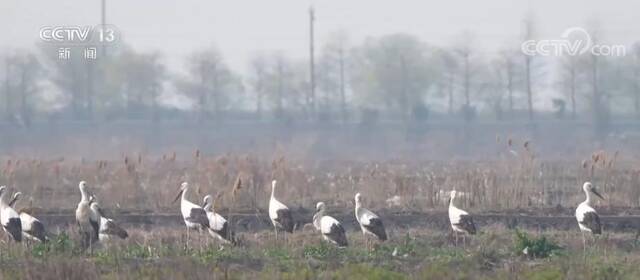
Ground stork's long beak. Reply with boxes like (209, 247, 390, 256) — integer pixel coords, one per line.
(592, 189, 605, 200)
(173, 190, 184, 204)
(8, 196, 18, 207)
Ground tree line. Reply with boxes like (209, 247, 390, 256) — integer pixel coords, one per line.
(2, 18, 640, 133)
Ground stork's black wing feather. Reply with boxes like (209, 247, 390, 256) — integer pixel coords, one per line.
(101, 220, 128, 239)
(8, 197, 18, 207)
(4, 218, 22, 242)
(580, 211, 602, 234)
(454, 214, 477, 234)
(187, 208, 210, 228)
(325, 223, 348, 247)
(363, 217, 387, 241)
(26, 220, 47, 242)
(275, 209, 294, 233)
(211, 221, 236, 245)
(89, 220, 100, 242)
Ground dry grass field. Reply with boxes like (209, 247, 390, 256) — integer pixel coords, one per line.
(0, 140, 640, 279)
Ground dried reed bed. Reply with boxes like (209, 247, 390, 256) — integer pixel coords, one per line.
(0, 143, 638, 214)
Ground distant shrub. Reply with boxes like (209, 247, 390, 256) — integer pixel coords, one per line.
(460, 105, 476, 121)
(513, 230, 562, 259)
(359, 107, 379, 125)
(411, 103, 429, 122)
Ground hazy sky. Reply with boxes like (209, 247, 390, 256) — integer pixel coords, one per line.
(3, 0, 639, 74)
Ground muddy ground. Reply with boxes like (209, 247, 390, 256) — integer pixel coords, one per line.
(32, 206, 640, 234)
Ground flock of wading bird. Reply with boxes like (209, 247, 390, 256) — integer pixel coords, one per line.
(0, 179, 605, 252)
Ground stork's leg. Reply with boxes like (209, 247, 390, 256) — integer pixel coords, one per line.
(362, 232, 366, 249)
(210, 233, 215, 251)
(79, 230, 85, 250)
(365, 235, 368, 250)
(186, 227, 190, 250)
(83, 231, 88, 250)
(582, 231, 586, 255)
(362, 230, 367, 249)
(274, 226, 278, 242)
(83, 232, 87, 251)
(79, 231, 84, 250)
(454, 232, 458, 247)
(284, 231, 287, 246)
(463, 234, 467, 249)
(217, 237, 224, 251)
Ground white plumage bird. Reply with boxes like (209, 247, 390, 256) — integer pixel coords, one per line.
(448, 190, 477, 246)
(576, 181, 604, 252)
(75, 181, 99, 250)
(268, 180, 294, 240)
(202, 194, 235, 245)
(89, 196, 128, 242)
(313, 202, 348, 247)
(0, 186, 21, 242)
(8, 192, 46, 243)
(173, 182, 209, 246)
(354, 193, 387, 248)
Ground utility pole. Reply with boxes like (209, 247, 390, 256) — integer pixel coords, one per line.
(309, 6, 316, 119)
(101, 0, 107, 57)
(4, 57, 12, 121)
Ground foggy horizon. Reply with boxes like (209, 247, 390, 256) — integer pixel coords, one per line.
(3, 0, 639, 74)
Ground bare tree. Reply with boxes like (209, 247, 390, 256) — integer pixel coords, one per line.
(183, 46, 240, 121)
(586, 26, 609, 137)
(317, 30, 350, 121)
(113, 49, 166, 120)
(485, 59, 507, 120)
(248, 53, 268, 119)
(497, 49, 519, 117)
(558, 54, 584, 119)
(40, 45, 92, 119)
(255, 51, 303, 120)
(522, 14, 536, 122)
(2, 55, 14, 121)
(351, 33, 434, 121)
(453, 31, 480, 121)
(632, 43, 640, 118)
(437, 50, 458, 116)
(11, 52, 42, 126)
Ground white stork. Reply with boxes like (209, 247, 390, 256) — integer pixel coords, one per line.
(8, 192, 47, 243)
(173, 182, 209, 247)
(354, 193, 387, 248)
(448, 190, 476, 246)
(202, 195, 235, 246)
(313, 202, 348, 247)
(576, 181, 604, 252)
(269, 180, 294, 241)
(0, 186, 21, 242)
(75, 181, 99, 251)
(89, 196, 128, 242)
